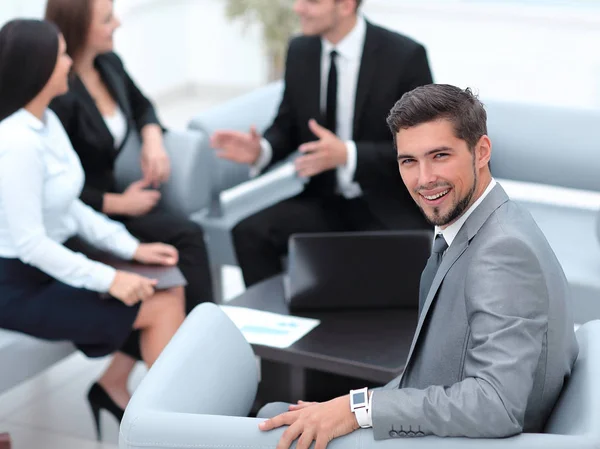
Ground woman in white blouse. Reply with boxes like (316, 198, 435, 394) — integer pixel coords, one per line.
(0, 19, 185, 438)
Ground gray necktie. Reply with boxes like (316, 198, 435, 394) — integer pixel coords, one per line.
(418, 234, 449, 313)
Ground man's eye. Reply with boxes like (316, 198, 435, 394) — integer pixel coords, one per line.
(400, 159, 415, 165)
(434, 153, 448, 159)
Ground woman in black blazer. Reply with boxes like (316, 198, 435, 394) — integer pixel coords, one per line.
(46, 1, 213, 317)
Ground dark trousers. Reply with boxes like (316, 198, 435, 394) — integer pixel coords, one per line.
(232, 195, 385, 287)
(118, 211, 213, 360)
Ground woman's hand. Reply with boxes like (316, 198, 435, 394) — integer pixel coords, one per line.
(140, 126, 170, 188)
(134, 243, 178, 266)
(109, 270, 157, 306)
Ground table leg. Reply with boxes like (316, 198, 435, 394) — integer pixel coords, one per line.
(0, 432, 11, 449)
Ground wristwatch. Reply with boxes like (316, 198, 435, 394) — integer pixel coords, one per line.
(350, 387, 371, 428)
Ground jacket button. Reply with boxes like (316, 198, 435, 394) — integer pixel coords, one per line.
(389, 430, 398, 437)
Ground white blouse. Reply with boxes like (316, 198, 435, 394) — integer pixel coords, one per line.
(0, 109, 139, 293)
(103, 105, 127, 148)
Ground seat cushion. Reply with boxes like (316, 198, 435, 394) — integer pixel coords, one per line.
(517, 201, 600, 324)
(0, 329, 75, 394)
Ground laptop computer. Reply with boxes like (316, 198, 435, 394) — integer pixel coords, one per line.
(284, 230, 433, 312)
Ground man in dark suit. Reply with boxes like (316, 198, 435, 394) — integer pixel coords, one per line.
(211, 0, 433, 287)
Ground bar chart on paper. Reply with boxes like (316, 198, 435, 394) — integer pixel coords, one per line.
(219, 305, 320, 348)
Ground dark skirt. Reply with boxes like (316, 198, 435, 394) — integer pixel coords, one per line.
(0, 256, 140, 358)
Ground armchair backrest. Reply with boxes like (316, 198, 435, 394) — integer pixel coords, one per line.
(544, 321, 600, 437)
(188, 81, 284, 213)
(485, 101, 600, 192)
(114, 129, 212, 217)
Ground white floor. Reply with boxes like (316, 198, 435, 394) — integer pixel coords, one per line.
(0, 87, 247, 448)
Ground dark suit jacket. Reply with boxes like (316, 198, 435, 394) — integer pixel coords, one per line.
(265, 21, 433, 230)
(50, 52, 162, 212)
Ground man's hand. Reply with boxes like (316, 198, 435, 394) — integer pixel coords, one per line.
(259, 395, 359, 449)
(134, 243, 178, 266)
(211, 126, 262, 165)
(141, 131, 171, 188)
(118, 179, 161, 216)
(109, 270, 157, 306)
(295, 119, 348, 178)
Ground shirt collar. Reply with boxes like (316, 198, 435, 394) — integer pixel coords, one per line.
(321, 16, 366, 62)
(13, 108, 47, 132)
(435, 178, 497, 247)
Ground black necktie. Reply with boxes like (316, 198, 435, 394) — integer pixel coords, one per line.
(325, 50, 338, 134)
(418, 234, 449, 313)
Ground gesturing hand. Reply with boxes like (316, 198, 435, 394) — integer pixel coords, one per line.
(295, 119, 348, 178)
(211, 126, 262, 165)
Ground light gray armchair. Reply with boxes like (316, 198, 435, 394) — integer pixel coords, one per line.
(188, 82, 307, 300)
(120, 304, 600, 449)
(484, 101, 600, 325)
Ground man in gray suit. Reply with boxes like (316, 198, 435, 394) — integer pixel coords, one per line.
(259, 84, 578, 447)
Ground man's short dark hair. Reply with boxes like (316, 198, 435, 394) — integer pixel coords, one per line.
(387, 84, 487, 151)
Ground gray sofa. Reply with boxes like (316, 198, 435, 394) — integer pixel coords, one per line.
(119, 303, 600, 449)
(485, 101, 600, 324)
(0, 129, 208, 396)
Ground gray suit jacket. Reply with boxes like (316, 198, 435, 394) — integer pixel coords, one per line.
(371, 184, 578, 439)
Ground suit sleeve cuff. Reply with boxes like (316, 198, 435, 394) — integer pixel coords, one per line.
(367, 389, 374, 427)
(249, 138, 273, 178)
(89, 262, 117, 293)
(336, 141, 358, 188)
(113, 235, 140, 261)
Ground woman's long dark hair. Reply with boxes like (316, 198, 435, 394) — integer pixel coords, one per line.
(0, 19, 60, 121)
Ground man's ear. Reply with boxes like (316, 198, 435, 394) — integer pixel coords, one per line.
(475, 135, 492, 169)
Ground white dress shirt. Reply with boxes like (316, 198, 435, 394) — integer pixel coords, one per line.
(436, 178, 498, 247)
(253, 17, 367, 198)
(0, 109, 140, 293)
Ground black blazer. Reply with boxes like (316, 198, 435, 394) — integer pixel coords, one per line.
(264, 22, 433, 230)
(50, 52, 162, 212)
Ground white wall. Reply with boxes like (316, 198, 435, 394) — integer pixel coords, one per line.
(2, 0, 600, 108)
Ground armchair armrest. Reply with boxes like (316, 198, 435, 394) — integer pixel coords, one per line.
(191, 155, 307, 267)
(120, 303, 259, 448)
(114, 129, 212, 218)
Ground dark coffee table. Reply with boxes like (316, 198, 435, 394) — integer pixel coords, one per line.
(228, 275, 418, 405)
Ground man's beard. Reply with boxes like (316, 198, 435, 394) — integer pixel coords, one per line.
(419, 166, 478, 227)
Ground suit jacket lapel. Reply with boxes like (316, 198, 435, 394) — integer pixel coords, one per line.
(353, 22, 381, 139)
(304, 38, 323, 125)
(398, 184, 511, 385)
(70, 75, 115, 150)
(95, 56, 133, 120)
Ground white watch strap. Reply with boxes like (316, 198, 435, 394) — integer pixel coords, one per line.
(355, 406, 370, 428)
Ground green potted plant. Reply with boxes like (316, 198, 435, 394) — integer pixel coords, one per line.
(225, 0, 299, 82)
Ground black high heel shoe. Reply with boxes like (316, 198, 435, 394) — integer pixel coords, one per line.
(87, 382, 125, 440)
